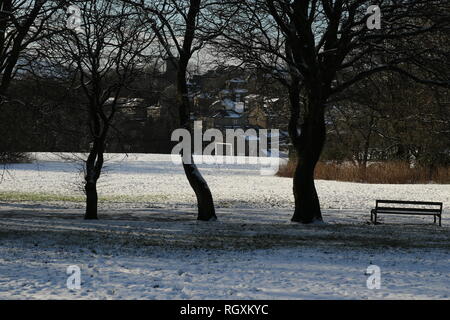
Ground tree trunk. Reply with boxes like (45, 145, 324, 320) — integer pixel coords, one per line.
(84, 144, 103, 220)
(84, 181, 98, 220)
(291, 103, 326, 223)
(183, 157, 217, 221)
(176, 61, 216, 221)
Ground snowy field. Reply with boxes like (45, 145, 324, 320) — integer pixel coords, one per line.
(1, 152, 449, 210)
(0, 153, 449, 299)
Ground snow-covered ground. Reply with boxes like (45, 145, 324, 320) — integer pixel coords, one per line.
(1, 153, 449, 210)
(0, 153, 449, 299)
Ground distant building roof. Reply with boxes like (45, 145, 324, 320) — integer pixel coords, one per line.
(212, 109, 243, 119)
(228, 78, 246, 83)
(105, 97, 144, 107)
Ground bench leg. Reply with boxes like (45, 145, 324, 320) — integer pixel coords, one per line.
(439, 215, 441, 227)
(434, 215, 437, 224)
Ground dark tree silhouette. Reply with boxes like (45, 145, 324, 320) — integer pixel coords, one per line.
(0, 0, 63, 161)
(215, 0, 450, 223)
(125, 0, 233, 221)
(40, 0, 155, 219)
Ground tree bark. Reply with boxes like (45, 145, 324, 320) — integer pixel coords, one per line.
(183, 156, 217, 221)
(84, 180, 98, 220)
(291, 101, 326, 223)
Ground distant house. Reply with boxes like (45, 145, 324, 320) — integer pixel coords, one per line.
(193, 93, 215, 114)
(211, 109, 247, 129)
(248, 104, 269, 129)
(147, 105, 161, 119)
(178, 71, 290, 156)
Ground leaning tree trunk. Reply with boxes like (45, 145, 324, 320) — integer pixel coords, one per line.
(183, 156, 217, 221)
(291, 102, 326, 224)
(175, 62, 216, 221)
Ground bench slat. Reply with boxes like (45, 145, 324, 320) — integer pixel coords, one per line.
(376, 207, 441, 213)
(376, 200, 442, 206)
(376, 211, 438, 216)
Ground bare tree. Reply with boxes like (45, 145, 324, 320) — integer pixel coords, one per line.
(0, 0, 64, 162)
(214, 0, 449, 223)
(40, 0, 155, 219)
(124, 0, 233, 221)
(0, 0, 63, 100)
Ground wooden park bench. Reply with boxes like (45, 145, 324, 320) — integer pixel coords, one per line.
(370, 200, 443, 226)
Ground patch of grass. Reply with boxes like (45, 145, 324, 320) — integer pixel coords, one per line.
(0, 192, 85, 202)
(2, 223, 449, 251)
(1, 214, 449, 252)
(103, 194, 170, 203)
(0, 192, 170, 203)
